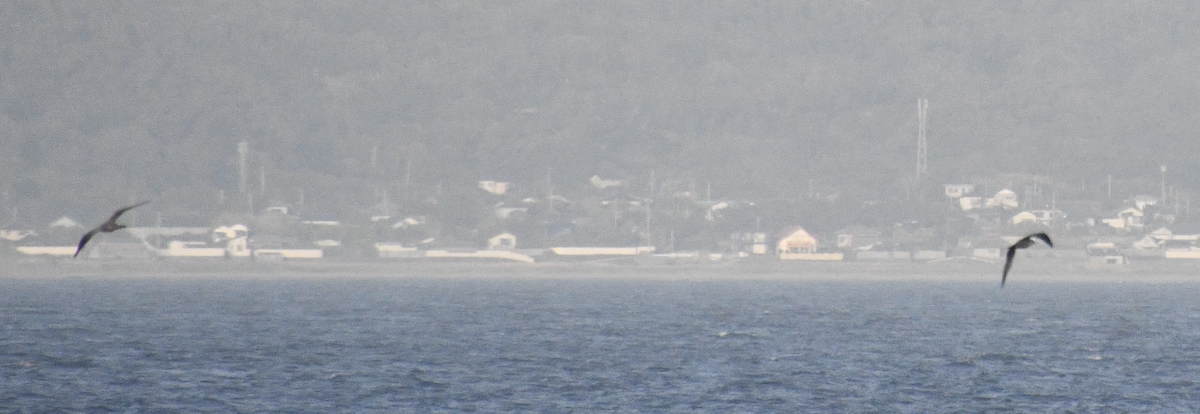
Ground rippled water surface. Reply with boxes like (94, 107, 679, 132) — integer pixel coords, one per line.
(3, 273, 1200, 412)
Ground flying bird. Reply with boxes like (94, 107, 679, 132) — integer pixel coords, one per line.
(74, 201, 151, 258)
(1001, 232, 1053, 287)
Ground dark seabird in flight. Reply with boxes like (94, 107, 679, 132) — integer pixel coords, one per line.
(74, 201, 151, 258)
(1001, 232, 1053, 287)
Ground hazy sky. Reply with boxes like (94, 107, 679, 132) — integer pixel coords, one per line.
(3, 1, 1198, 230)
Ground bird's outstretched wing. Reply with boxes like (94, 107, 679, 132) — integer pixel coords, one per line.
(1031, 232, 1053, 248)
(107, 200, 151, 223)
(74, 228, 100, 258)
(1001, 245, 1018, 287)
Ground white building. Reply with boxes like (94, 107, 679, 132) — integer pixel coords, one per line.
(985, 189, 1019, 209)
(1101, 208, 1144, 230)
(959, 197, 983, 211)
(590, 175, 622, 189)
(478, 181, 509, 195)
(943, 184, 976, 199)
(488, 233, 516, 250)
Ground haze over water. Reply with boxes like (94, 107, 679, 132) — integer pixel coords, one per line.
(4, 271, 1200, 412)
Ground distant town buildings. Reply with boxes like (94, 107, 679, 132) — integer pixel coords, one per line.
(5, 174, 1200, 266)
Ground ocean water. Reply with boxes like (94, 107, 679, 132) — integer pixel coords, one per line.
(3, 273, 1200, 413)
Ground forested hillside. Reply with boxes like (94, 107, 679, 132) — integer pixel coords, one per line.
(3, 1, 1200, 228)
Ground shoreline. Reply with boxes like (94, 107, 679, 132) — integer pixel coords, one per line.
(2, 256, 1198, 283)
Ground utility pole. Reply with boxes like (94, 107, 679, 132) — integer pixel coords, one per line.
(1107, 175, 1112, 200)
(258, 153, 266, 196)
(915, 98, 929, 186)
(1160, 164, 1167, 204)
(404, 156, 412, 187)
(237, 141, 249, 194)
(378, 186, 390, 216)
(649, 169, 656, 199)
(1174, 187, 1180, 217)
(646, 169, 655, 247)
(546, 167, 554, 214)
(155, 212, 162, 248)
(644, 206, 652, 247)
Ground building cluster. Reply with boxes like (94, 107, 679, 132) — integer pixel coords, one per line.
(937, 183, 1198, 264)
(3, 176, 1198, 266)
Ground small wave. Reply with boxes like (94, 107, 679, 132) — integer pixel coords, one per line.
(644, 364, 677, 372)
(7, 360, 36, 369)
(977, 352, 1030, 362)
(949, 359, 976, 367)
(46, 356, 95, 369)
(951, 352, 1030, 366)
(409, 368, 450, 387)
(206, 368, 250, 379)
(1005, 329, 1041, 336)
